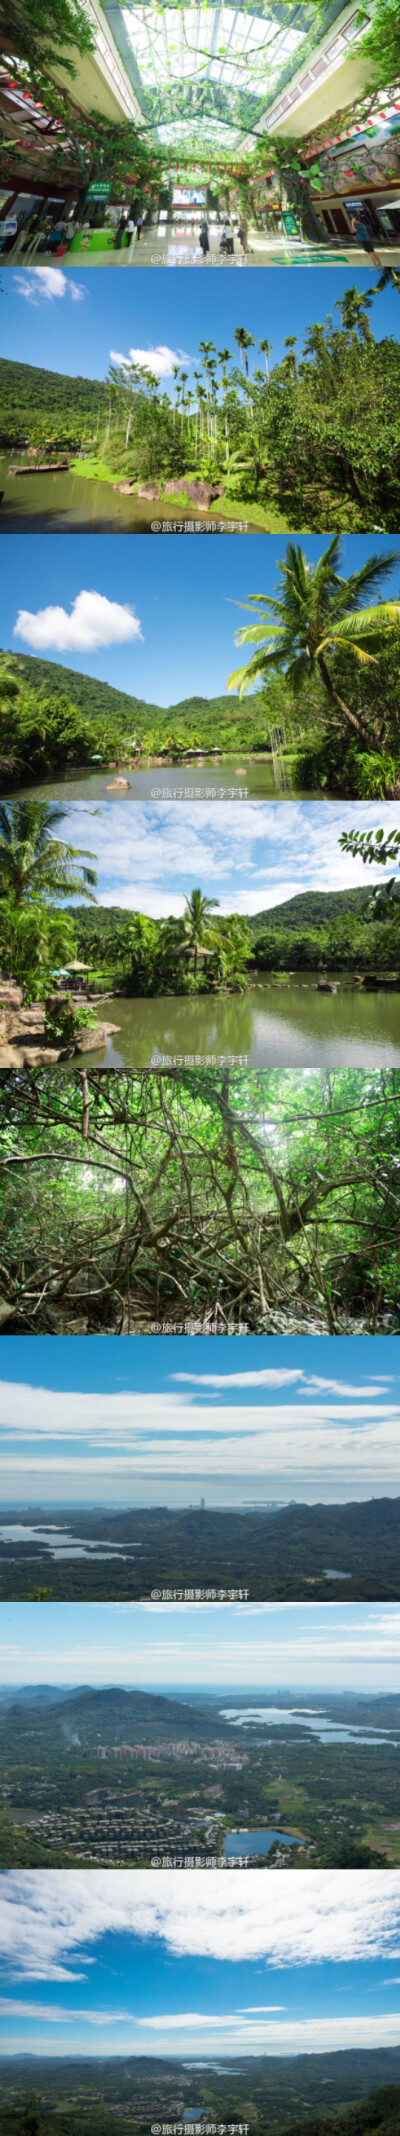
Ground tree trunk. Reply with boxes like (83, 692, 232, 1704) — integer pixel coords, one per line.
(317, 652, 367, 738)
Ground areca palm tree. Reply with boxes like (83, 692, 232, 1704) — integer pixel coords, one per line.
(0, 799, 97, 907)
(259, 338, 272, 376)
(234, 327, 255, 377)
(227, 536, 400, 740)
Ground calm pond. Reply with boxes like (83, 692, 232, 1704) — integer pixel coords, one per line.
(0, 459, 261, 533)
(14, 759, 309, 805)
(224, 1827, 303, 1857)
(78, 982, 400, 1069)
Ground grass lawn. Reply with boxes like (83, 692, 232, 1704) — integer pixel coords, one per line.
(70, 456, 291, 528)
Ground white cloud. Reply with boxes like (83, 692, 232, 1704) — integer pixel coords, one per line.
(14, 268, 84, 304)
(110, 345, 188, 378)
(0, 2001, 129, 2025)
(13, 590, 142, 654)
(173, 1370, 304, 1390)
(1, 1872, 400, 1981)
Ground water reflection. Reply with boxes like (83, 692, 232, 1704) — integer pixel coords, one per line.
(76, 983, 400, 1070)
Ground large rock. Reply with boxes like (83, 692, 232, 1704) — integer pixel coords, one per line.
(185, 480, 224, 507)
(0, 981, 23, 1008)
(73, 1021, 121, 1053)
(113, 481, 136, 494)
(0, 1043, 61, 1066)
(137, 482, 159, 499)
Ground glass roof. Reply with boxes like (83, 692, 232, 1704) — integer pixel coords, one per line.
(102, 1, 311, 150)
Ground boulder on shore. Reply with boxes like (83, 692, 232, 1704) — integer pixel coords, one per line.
(113, 481, 136, 494)
(73, 1021, 121, 1053)
(137, 482, 159, 499)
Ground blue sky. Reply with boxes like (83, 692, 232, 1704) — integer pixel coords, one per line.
(2, 533, 398, 708)
(5, 787, 396, 915)
(1, 1599, 400, 1694)
(0, 1334, 399, 1504)
(0, 1870, 400, 2058)
(2, 264, 398, 384)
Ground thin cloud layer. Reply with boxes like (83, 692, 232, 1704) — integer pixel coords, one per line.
(13, 590, 143, 654)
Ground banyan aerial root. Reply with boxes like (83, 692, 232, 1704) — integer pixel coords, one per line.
(0, 1066, 399, 1336)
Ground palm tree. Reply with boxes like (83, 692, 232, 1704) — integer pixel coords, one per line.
(163, 888, 220, 982)
(227, 537, 400, 740)
(335, 287, 374, 345)
(0, 799, 97, 908)
(259, 338, 272, 377)
(234, 327, 255, 378)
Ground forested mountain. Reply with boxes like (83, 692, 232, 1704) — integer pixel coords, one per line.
(249, 889, 370, 935)
(3, 652, 235, 732)
(0, 361, 107, 445)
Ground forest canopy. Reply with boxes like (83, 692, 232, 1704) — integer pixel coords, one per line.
(0, 1067, 399, 1335)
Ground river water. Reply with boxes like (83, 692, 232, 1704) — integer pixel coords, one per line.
(0, 1522, 141, 1560)
(77, 982, 400, 1069)
(0, 458, 261, 533)
(219, 1705, 399, 1746)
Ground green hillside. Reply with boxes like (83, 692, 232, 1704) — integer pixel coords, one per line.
(0, 360, 106, 447)
(249, 889, 370, 936)
(71, 888, 370, 943)
(10, 654, 236, 733)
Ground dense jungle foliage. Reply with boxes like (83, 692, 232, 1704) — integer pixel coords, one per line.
(0, 1068, 399, 1334)
(2, 624, 400, 809)
(2, 290, 400, 529)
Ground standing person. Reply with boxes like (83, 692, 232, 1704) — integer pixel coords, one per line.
(238, 215, 249, 257)
(115, 211, 128, 250)
(224, 217, 234, 257)
(350, 210, 382, 269)
(199, 219, 210, 260)
(136, 213, 144, 243)
(125, 214, 134, 247)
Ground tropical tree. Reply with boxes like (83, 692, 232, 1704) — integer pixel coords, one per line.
(164, 888, 220, 981)
(227, 537, 400, 740)
(259, 339, 272, 376)
(0, 898, 78, 997)
(0, 799, 97, 907)
(339, 823, 400, 914)
(4, 0, 94, 80)
(234, 328, 255, 378)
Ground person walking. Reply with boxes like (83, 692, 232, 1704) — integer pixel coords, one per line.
(238, 215, 249, 257)
(224, 217, 234, 257)
(199, 219, 210, 260)
(136, 213, 144, 243)
(350, 210, 382, 269)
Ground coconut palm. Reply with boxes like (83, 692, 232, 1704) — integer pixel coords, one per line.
(0, 798, 97, 908)
(163, 888, 220, 982)
(227, 536, 400, 740)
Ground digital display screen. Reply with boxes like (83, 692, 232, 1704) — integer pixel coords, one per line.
(172, 188, 206, 204)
